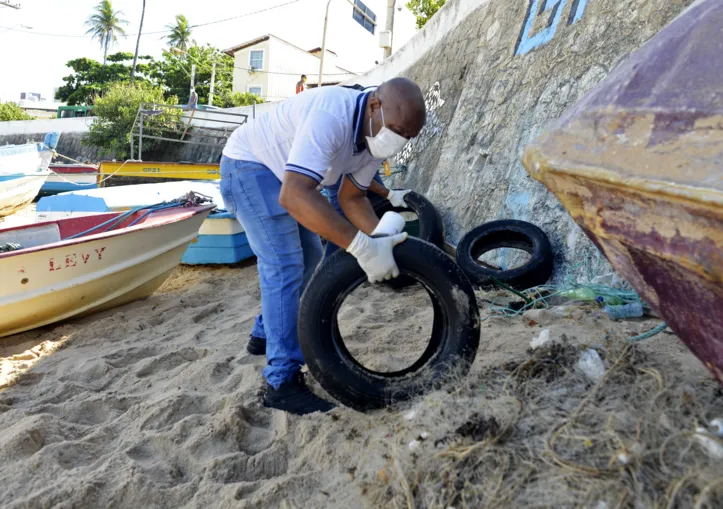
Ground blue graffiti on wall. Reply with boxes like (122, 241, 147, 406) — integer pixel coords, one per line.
(515, 0, 588, 55)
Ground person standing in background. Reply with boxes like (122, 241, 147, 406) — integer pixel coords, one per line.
(296, 75, 307, 94)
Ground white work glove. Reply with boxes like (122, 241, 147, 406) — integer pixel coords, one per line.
(346, 230, 408, 283)
(371, 211, 406, 236)
(387, 189, 412, 208)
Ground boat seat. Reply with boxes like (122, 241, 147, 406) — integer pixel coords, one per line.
(0, 224, 61, 250)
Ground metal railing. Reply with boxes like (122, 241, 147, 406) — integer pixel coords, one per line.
(130, 103, 249, 161)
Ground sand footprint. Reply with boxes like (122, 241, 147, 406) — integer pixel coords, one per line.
(103, 346, 160, 369)
(125, 435, 203, 487)
(139, 393, 217, 431)
(208, 359, 235, 383)
(134, 347, 210, 378)
(36, 439, 104, 471)
(202, 442, 289, 485)
(338, 305, 365, 321)
(192, 304, 223, 324)
(29, 396, 135, 427)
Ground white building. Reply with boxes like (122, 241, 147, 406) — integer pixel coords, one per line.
(15, 92, 66, 119)
(224, 35, 358, 102)
(224, 1, 417, 102)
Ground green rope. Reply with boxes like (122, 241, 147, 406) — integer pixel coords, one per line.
(489, 277, 533, 305)
(480, 277, 669, 339)
(627, 322, 668, 343)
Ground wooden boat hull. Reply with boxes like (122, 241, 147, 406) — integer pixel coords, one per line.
(0, 206, 213, 337)
(522, 164, 723, 382)
(99, 161, 220, 185)
(0, 143, 52, 217)
(522, 0, 723, 382)
(36, 181, 252, 265)
(0, 175, 48, 217)
(42, 164, 98, 195)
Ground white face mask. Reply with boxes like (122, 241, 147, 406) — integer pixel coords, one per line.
(366, 106, 408, 159)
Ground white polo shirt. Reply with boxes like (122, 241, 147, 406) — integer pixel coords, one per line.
(222, 86, 382, 190)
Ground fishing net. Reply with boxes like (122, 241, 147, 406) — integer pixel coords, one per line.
(364, 337, 723, 509)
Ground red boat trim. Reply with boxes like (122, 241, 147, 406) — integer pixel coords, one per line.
(0, 204, 215, 259)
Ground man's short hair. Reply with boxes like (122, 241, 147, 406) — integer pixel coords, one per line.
(301, 75, 307, 79)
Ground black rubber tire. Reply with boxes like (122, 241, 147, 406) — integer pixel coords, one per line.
(298, 237, 480, 412)
(369, 191, 445, 248)
(370, 191, 445, 289)
(456, 220, 553, 290)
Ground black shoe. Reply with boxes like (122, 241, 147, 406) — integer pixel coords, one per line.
(247, 335, 266, 355)
(263, 372, 336, 415)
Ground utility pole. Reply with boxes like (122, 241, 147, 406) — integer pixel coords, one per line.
(317, 0, 333, 90)
(318, 0, 378, 88)
(384, 0, 395, 59)
(0, 1, 21, 9)
(208, 61, 216, 106)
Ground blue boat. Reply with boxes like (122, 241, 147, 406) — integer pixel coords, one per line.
(40, 163, 99, 196)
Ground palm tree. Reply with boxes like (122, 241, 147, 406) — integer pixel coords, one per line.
(85, 0, 128, 66)
(130, 0, 146, 83)
(164, 15, 193, 51)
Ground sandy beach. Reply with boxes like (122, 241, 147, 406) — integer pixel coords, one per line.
(0, 261, 721, 508)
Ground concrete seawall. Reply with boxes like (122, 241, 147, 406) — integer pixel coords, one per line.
(349, 0, 692, 281)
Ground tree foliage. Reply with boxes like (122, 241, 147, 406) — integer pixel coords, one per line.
(55, 52, 153, 105)
(0, 102, 34, 121)
(85, 82, 181, 159)
(85, 0, 129, 65)
(164, 14, 194, 51)
(223, 92, 265, 108)
(405, 0, 447, 29)
(152, 45, 240, 107)
(57, 43, 263, 154)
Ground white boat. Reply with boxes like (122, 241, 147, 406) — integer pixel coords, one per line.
(0, 143, 53, 217)
(0, 204, 214, 337)
(36, 181, 252, 265)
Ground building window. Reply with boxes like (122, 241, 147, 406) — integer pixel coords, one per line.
(248, 86, 263, 97)
(249, 50, 264, 71)
(352, 0, 376, 35)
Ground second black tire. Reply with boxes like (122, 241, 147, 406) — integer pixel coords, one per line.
(369, 190, 445, 248)
(298, 237, 480, 412)
(456, 220, 553, 290)
(370, 190, 445, 289)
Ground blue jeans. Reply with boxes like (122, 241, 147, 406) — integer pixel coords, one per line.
(219, 157, 323, 388)
(245, 171, 383, 357)
(323, 172, 385, 259)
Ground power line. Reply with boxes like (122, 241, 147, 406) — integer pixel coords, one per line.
(0, 1, 21, 9)
(161, 58, 356, 79)
(190, 0, 302, 29)
(0, 0, 303, 38)
(1, 0, 365, 80)
(0, 26, 84, 38)
(232, 65, 356, 77)
(161, 56, 359, 78)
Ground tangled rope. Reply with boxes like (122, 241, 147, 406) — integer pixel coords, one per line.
(481, 278, 668, 343)
(66, 192, 214, 240)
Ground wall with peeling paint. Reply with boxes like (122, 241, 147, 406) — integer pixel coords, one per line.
(350, 0, 694, 281)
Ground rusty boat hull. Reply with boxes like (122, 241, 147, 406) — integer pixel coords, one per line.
(522, 0, 723, 382)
